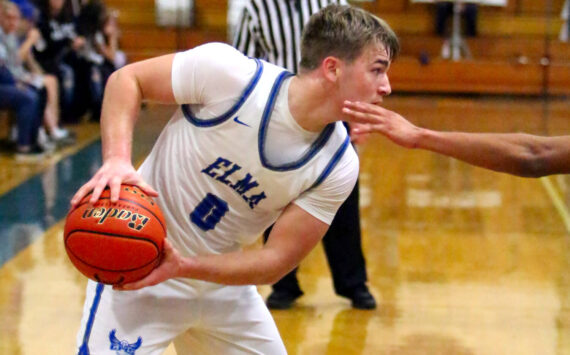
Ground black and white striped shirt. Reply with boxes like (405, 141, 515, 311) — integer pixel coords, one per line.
(233, 0, 347, 73)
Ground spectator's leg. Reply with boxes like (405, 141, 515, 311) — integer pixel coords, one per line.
(0, 85, 42, 148)
(88, 65, 104, 122)
(436, 2, 453, 59)
(69, 57, 91, 121)
(463, 4, 478, 37)
(42, 74, 61, 134)
(435, 2, 453, 37)
(58, 62, 78, 123)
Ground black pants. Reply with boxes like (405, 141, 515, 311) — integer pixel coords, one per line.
(435, 2, 478, 38)
(263, 180, 368, 297)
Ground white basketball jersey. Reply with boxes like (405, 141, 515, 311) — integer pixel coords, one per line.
(138, 44, 358, 259)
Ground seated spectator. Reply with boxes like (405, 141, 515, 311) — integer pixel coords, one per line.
(33, 0, 86, 123)
(2, 0, 73, 148)
(0, 1, 45, 161)
(74, 0, 116, 121)
(101, 8, 125, 69)
(16, 0, 74, 144)
(435, 1, 478, 59)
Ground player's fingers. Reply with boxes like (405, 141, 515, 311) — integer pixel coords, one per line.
(115, 270, 161, 291)
(108, 177, 123, 203)
(89, 180, 109, 204)
(137, 180, 159, 197)
(70, 183, 94, 206)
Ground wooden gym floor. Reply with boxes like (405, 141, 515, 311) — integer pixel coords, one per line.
(0, 94, 569, 355)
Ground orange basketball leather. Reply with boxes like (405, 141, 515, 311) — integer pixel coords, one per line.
(64, 184, 166, 285)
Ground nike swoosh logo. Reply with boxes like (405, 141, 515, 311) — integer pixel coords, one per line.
(233, 116, 250, 127)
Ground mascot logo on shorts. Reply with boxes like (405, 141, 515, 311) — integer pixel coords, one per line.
(109, 329, 142, 355)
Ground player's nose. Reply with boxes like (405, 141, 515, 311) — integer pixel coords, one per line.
(378, 76, 392, 96)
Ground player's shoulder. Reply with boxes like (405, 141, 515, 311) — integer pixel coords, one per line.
(176, 42, 258, 80)
(184, 42, 249, 63)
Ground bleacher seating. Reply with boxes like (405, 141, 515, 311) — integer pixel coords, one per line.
(104, 0, 570, 95)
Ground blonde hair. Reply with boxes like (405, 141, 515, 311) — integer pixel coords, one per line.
(300, 5, 399, 71)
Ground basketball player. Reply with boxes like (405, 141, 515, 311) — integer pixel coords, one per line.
(343, 101, 570, 177)
(70, 5, 399, 354)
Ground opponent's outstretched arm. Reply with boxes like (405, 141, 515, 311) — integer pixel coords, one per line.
(343, 100, 570, 178)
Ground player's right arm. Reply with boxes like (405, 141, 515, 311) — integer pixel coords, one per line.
(343, 100, 570, 177)
(70, 54, 177, 206)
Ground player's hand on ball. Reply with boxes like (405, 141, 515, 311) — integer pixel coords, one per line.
(114, 239, 182, 291)
(71, 157, 158, 206)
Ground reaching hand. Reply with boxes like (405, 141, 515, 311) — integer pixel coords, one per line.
(70, 157, 158, 206)
(348, 122, 371, 145)
(343, 100, 422, 149)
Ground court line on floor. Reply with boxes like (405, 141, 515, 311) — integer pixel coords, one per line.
(0, 130, 101, 198)
(540, 176, 570, 233)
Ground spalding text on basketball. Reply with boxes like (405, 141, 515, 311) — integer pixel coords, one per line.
(82, 207, 150, 231)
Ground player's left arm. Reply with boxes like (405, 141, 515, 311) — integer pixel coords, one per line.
(115, 203, 328, 290)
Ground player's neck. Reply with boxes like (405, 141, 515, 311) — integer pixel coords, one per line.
(288, 75, 338, 133)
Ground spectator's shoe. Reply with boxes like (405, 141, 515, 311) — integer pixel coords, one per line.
(51, 127, 77, 147)
(266, 291, 301, 310)
(38, 128, 56, 153)
(441, 40, 451, 59)
(340, 286, 377, 310)
(15, 145, 48, 163)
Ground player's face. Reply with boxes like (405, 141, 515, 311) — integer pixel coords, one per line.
(339, 43, 392, 105)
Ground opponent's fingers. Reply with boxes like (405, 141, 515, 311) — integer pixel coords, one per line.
(345, 101, 393, 117)
(342, 105, 382, 124)
(351, 125, 372, 135)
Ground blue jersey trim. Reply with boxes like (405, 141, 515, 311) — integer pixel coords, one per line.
(309, 134, 351, 189)
(258, 71, 335, 171)
(78, 283, 105, 355)
(181, 58, 263, 127)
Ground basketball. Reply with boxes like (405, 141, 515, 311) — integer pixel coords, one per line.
(64, 184, 166, 285)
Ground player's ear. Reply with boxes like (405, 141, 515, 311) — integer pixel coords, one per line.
(322, 56, 341, 82)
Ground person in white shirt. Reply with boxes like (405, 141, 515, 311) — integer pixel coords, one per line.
(70, 5, 399, 354)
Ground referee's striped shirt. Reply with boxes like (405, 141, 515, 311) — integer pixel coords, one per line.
(233, 0, 347, 74)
